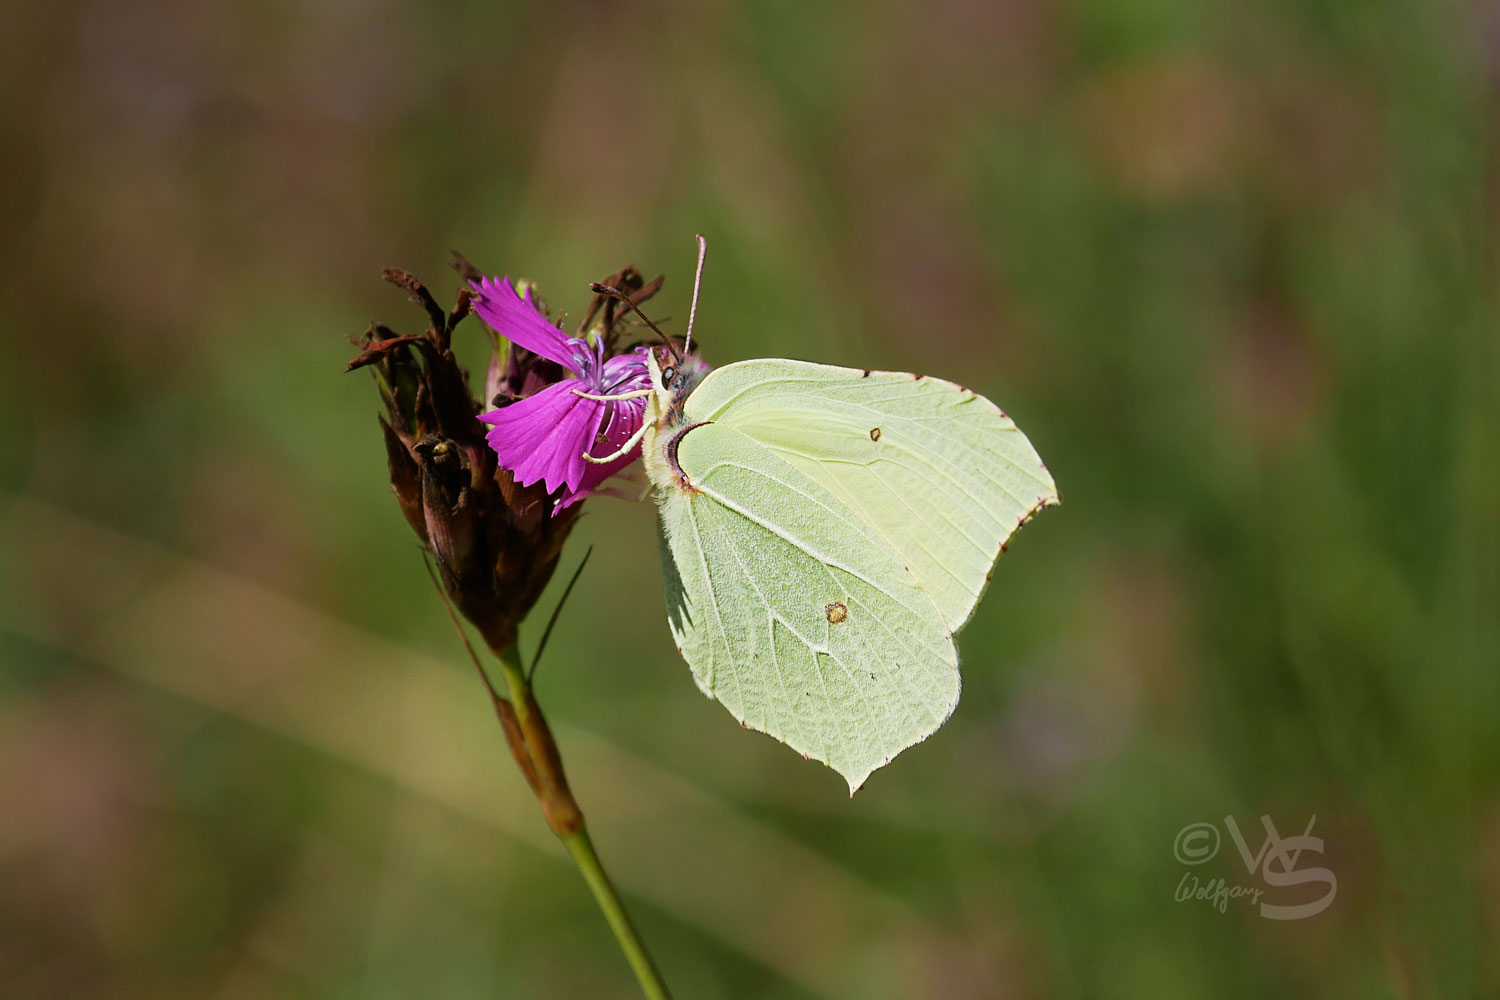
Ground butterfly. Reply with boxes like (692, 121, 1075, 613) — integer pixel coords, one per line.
(595, 237, 1059, 792)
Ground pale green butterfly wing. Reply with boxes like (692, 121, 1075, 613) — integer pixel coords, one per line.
(657, 420, 959, 792)
(680, 360, 1058, 632)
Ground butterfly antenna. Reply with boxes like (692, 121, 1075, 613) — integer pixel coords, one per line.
(684, 233, 707, 357)
(590, 282, 682, 364)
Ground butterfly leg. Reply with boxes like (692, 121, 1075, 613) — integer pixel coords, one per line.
(572, 387, 653, 402)
(581, 420, 648, 465)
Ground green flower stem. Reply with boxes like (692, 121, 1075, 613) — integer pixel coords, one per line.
(562, 826, 672, 1000)
(492, 645, 672, 1000)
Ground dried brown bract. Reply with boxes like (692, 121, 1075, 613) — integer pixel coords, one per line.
(347, 259, 660, 653)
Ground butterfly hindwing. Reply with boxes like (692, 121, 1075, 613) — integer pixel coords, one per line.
(680, 360, 1059, 632)
(657, 420, 959, 792)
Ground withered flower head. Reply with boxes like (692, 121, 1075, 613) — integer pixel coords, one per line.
(347, 257, 662, 652)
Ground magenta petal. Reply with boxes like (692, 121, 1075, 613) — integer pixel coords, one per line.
(478, 338, 653, 514)
(470, 276, 585, 372)
(479, 379, 604, 498)
(554, 396, 647, 510)
(600, 348, 653, 393)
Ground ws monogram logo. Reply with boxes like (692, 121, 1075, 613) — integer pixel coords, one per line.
(1172, 815, 1337, 920)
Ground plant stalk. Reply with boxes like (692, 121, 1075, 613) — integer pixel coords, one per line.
(491, 644, 672, 1000)
(562, 826, 672, 1000)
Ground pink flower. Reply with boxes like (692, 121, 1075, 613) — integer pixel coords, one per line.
(472, 276, 651, 512)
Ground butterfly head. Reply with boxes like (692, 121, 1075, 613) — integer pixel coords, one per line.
(646, 347, 710, 427)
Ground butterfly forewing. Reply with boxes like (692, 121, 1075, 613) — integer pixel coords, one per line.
(657, 420, 959, 792)
(681, 360, 1059, 633)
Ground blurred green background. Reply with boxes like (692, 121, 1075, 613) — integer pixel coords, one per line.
(1, 0, 1495, 997)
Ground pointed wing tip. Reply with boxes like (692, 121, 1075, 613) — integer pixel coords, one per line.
(1016, 489, 1062, 530)
(705, 685, 955, 798)
(844, 767, 878, 797)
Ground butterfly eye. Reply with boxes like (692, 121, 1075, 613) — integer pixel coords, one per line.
(662, 366, 677, 386)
